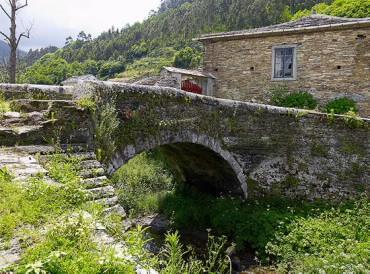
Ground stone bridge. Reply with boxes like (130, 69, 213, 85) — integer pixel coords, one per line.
(1, 82, 369, 201)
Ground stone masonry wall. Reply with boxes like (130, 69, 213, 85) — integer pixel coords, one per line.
(203, 27, 370, 117)
(90, 82, 370, 201)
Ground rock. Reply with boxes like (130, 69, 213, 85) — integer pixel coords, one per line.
(0, 239, 22, 270)
(134, 214, 170, 233)
(3, 112, 21, 119)
(61, 75, 98, 86)
(27, 112, 44, 123)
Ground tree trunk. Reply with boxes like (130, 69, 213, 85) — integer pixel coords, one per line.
(8, 1, 17, 83)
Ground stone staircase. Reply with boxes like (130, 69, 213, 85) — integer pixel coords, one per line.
(0, 85, 125, 217)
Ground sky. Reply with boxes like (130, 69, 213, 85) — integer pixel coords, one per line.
(0, 0, 161, 50)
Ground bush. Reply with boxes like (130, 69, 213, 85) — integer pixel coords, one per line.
(98, 60, 125, 79)
(173, 47, 202, 69)
(0, 94, 10, 113)
(325, 97, 358, 114)
(266, 199, 370, 273)
(292, 0, 370, 20)
(117, 56, 173, 81)
(271, 87, 318, 109)
(20, 54, 76, 85)
(112, 150, 178, 216)
(16, 214, 137, 274)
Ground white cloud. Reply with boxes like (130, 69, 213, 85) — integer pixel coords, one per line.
(0, 0, 161, 50)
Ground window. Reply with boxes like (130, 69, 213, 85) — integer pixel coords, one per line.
(272, 46, 297, 80)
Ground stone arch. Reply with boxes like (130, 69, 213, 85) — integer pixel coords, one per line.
(107, 131, 248, 198)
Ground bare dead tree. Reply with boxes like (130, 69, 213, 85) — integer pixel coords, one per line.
(0, 0, 31, 83)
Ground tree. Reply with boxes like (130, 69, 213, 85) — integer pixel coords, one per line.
(0, 0, 31, 83)
(173, 47, 202, 69)
(292, 0, 370, 20)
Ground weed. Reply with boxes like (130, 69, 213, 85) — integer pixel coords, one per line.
(160, 231, 231, 274)
(113, 150, 177, 216)
(76, 96, 97, 112)
(266, 198, 370, 272)
(270, 86, 317, 110)
(0, 94, 11, 114)
(325, 97, 358, 114)
(94, 100, 120, 162)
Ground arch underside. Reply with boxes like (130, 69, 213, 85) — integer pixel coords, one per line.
(108, 131, 247, 198)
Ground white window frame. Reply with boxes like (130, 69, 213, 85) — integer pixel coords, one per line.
(271, 44, 297, 81)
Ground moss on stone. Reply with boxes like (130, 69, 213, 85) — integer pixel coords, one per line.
(311, 142, 329, 157)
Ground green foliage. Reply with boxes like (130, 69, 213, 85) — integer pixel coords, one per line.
(20, 54, 76, 85)
(98, 60, 125, 79)
(161, 187, 370, 271)
(113, 150, 177, 216)
(44, 154, 81, 185)
(0, 171, 86, 241)
(325, 97, 358, 114)
(0, 94, 11, 113)
(343, 110, 365, 128)
(173, 47, 202, 69)
(117, 56, 174, 81)
(270, 86, 318, 109)
(124, 225, 158, 268)
(16, 214, 136, 274)
(266, 199, 370, 272)
(94, 100, 120, 162)
(160, 231, 231, 274)
(292, 0, 370, 20)
(76, 96, 97, 112)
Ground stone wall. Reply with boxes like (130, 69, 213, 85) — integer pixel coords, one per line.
(203, 27, 370, 117)
(90, 81, 370, 201)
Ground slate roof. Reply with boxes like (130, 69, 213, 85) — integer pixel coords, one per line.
(163, 67, 216, 79)
(196, 14, 370, 42)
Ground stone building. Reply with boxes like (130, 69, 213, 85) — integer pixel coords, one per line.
(196, 15, 370, 116)
(158, 67, 216, 96)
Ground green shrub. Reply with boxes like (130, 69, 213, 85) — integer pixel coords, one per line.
(76, 96, 97, 112)
(112, 150, 177, 216)
(94, 100, 120, 162)
(271, 87, 317, 109)
(173, 47, 202, 69)
(266, 198, 370, 272)
(0, 94, 10, 113)
(16, 214, 136, 274)
(44, 154, 81, 185)
(292, 0, 370, 20)
(98, 60, 125, 79)
(0, 172, 85, 241)
(117, 56, 173, 81)
(325, 97, 358, 114)
(160, 231, 231, 274)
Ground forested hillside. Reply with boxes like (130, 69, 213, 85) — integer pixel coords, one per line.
(0, 41, 9, 63)
(19, 0, 369, 84)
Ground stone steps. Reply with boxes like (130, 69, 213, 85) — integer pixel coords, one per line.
(10, 99, 75, 113)
(0, 111, 46, 127)
(86, 185, 116, 200)
(0, 93, 124, 217)
(1, 146, 124, 216)
(81, 176, 109, 189)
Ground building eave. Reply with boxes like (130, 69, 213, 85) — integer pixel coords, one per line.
(194, 21, 370, 43)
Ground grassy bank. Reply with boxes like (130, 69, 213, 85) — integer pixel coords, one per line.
(113, 150, 370, 272)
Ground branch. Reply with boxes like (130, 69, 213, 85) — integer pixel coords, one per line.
(15, 0, 27, 10)
(16, 29, 30, 48)
(0, 31, 11, 43)
(0, 3, 11, 19)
